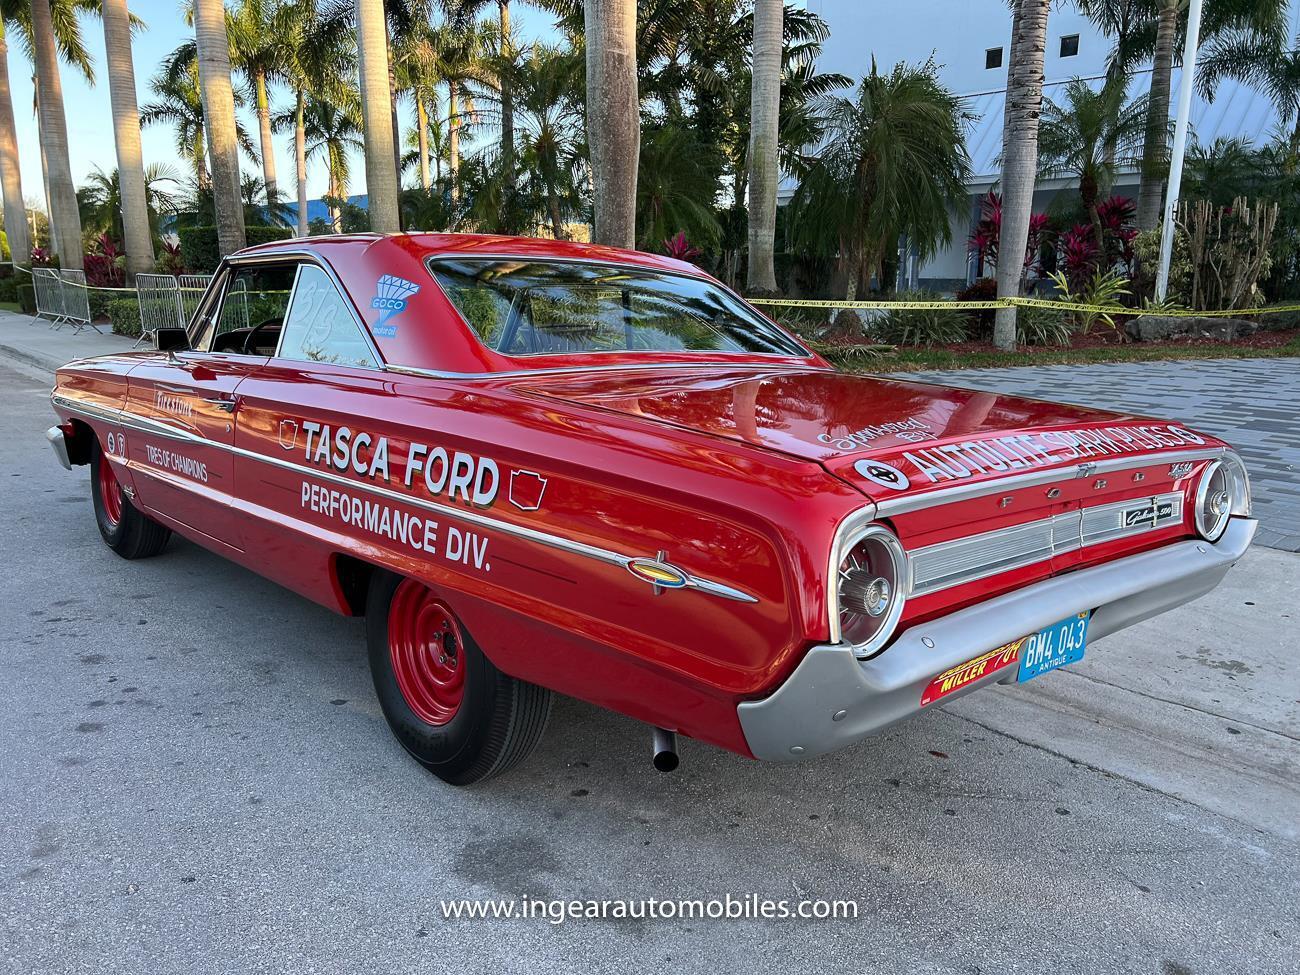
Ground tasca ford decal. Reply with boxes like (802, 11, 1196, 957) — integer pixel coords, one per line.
(883, 424, 1206, 485)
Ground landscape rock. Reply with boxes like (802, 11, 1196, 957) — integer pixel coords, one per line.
(1126, 315, 1261, 343)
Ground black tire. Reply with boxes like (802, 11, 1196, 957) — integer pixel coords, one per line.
(90, 437, 171, 559)
(366, 571, 551, 785)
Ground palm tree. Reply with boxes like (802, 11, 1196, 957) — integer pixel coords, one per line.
(30, 0, 84, 267)
(303, 97, 363, 230)
(100, 0, 152, 277)
(1201, 30, 1300, 146)
(0, 18, 28, 263)
(584, 0, 638, 246)
(279, 0, 354, 236)
(356, 0, 400, 231)
(788, 59, 970, 301)
(77, 163, 182, 243)
(514, 44, 583, 238)
(993, 0, 1050, 350)
(745, 0, 781, 293)
(637, 123, 723, 251)
(194, 0, 246, 254)
(1037, 76, 1148, 240)
(228, 0, 291, 207)
(425, 19, 494, 203)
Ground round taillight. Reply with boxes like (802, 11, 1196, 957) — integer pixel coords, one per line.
(837, 525, 907, 658)
(1195, 454, 1250, 542)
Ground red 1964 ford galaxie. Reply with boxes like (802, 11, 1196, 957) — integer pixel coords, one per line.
(47, 234, 1255, 783)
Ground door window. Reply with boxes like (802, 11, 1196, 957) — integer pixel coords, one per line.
(277, 264, 379, 368)
(199, 265, 298, 355)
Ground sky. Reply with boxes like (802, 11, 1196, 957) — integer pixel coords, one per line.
(6, 0, 560, 211)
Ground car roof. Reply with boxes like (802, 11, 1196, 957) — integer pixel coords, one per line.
(239, 231, 712, 279)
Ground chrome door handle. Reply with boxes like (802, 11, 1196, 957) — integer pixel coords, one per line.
(202, 396, 236, 413)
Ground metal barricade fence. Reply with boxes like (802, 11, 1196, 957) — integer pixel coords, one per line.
(178, 274, 213, 325)
(58, 269, 99, 334)
(135, 273, 184, 348)
(31, 268, 65, 325)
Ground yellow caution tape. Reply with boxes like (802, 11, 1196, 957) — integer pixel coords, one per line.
(751, 295, 1300, 318)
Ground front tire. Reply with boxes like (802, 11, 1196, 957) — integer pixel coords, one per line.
(366, 572, 551, 785)
(91, 437, 171, 559)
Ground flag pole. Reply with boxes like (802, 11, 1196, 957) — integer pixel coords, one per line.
(1155, 0, 1204, 302)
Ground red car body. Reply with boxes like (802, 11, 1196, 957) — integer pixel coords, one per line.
(48, 234, 1256, 769)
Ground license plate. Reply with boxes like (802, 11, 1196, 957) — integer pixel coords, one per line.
(1017, 612, 1090, 683)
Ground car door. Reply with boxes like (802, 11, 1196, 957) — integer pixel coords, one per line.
(125, 262, 298, 550)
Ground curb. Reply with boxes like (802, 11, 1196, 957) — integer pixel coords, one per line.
(0, 342, 60, 376)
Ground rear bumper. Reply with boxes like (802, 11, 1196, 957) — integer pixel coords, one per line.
(47, 425, 72, 471)
(737, 516, 1257, 762)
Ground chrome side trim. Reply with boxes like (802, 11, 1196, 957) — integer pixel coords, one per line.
(873, 448, 1224, 517)
(50, 394, 758, 604)
(381, 360, 831, 383)
(909, 492, 1184, 597)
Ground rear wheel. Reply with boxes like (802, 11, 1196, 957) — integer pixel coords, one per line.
(366, 572, 551, 785)
(91, 437, 171, 559)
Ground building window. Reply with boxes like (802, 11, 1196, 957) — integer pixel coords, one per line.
(985, 47, 1003, 69)
(1060, 34, 1080, 57)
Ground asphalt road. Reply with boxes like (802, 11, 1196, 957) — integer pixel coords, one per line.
(2, 360, 1297, 975)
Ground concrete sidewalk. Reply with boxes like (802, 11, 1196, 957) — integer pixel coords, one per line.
(0, 309, 137, 376)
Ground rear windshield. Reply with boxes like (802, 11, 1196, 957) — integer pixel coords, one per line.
(427, 258, 807, 358)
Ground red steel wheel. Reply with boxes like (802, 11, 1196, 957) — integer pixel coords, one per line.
(97, 450, 124, 528)
(387, 579, 466, 726)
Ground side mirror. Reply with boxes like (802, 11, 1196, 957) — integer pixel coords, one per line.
(155, 327, 190, 352)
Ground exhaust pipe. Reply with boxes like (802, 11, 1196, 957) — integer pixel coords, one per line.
(652, 727, 679, 772)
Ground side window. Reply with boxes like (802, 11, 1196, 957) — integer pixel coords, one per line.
(277, 264, 378, 368)
(200, 264, 297, 354)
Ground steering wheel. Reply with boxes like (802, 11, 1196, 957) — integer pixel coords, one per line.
(242, 318, 282, 355)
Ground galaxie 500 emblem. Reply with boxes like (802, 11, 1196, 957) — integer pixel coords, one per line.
(371, 274, 420, 337)
(1123, 499, 1176, 527)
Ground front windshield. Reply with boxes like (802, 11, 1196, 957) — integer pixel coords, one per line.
(427, 258, 808, 358)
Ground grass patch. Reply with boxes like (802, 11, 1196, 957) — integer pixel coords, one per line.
(851, 332, 1300, 373)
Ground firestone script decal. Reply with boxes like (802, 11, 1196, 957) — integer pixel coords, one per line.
(295, 420, 532, 573)
(895, 424, 1206, 484)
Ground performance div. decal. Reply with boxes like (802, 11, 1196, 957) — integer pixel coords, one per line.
(898, 424, 1206, 484)
(819, 417, 934, 450)
(299, 420, 501, 508)
(145, 443, 209, 482)
(301, 482, 490, 571)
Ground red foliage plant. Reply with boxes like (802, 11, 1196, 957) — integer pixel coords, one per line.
(662, 231, 702, 263)
(968, 191, 1050, 281)
(83, 234, 125, 289)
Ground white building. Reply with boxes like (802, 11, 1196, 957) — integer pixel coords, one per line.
(798, 0, 1300, 292)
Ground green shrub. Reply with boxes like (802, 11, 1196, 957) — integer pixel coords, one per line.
(18, 283, 35, 314)
(0, 274, 20, 303)
(1016, 306, 1074, 346)
(874, 292, 968, 346)
(179, 225, 293, 272)
(106, 298, 143, 337)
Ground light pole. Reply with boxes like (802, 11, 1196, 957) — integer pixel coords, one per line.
(1155, 0, 1204, 302)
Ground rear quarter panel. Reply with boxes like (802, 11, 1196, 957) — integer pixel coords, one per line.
(231, 367, 865, 755)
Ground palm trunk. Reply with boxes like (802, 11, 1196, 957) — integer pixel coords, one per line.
(745, 0, 781, 293)
(584, 0, 639, 247)
(1136, 0, 1177, 230)
(31, 0, 84, 269)
(102, 0, 153, 278)
(498, 1, 515, 194)
(295, 90, 309, 237)
(357, 0, 400, 232)
(254, 70, 279, 205)
(0, 23, 31, 265)
(194, 0, 246, 255)
(328, 169, 341, 231)
(195, 128, 208, 189)
(547, 185, 564, 239)
(993, 0, 1050, 350)
(448, 79, 460, 202)
(416, 93, 430, 190)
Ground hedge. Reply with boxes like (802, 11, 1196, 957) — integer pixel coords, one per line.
(106, 297, 143, 337)
(18, 283, 35, 314)
(179, 225, 294, 273)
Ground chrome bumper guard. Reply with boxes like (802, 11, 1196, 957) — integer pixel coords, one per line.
(738, 517, 1257, 762)
(47, 425, 72, 471)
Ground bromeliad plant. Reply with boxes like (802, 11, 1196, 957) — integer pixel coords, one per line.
(1045, 267, 1131, 336)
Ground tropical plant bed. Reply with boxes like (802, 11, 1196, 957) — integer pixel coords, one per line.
(834, 327, 1300, 373)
